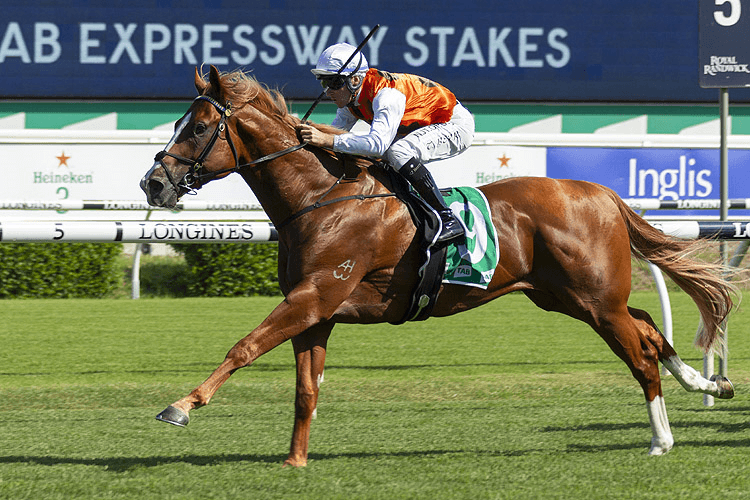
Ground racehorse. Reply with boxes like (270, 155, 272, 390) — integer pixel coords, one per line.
(141, 66, 736, 466)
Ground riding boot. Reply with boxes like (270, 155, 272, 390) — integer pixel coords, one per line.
(399, 158, 465, 245)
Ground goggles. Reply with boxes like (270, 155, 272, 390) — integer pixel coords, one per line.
(318, 76, 347, 90)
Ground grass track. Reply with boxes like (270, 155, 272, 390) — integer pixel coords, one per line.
(1, 292, 750, 499)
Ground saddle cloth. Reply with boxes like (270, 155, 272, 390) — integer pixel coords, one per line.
(391, 183, 499, 324)
(441, 187, 499, 289)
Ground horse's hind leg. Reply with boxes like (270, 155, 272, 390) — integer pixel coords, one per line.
(527, 288, 675, 455)
(285, 322, 333, 468)
(590, 308, 675, 455)
(628, 307, 735, 400)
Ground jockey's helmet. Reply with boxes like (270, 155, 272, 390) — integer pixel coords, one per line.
(311, 43, 368, 93)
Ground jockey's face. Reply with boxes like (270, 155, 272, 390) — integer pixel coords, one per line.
(326, 75, 362, 108)
(326, 85, 352, 108)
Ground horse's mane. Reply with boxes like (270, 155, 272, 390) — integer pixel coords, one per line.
(202, 68, 342, 137)
(200, 68, 373, 170)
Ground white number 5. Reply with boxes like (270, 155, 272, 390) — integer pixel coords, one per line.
(715, 0, 741, 26)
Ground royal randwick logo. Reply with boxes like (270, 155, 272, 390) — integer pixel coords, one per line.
(703, 55, 750, 76)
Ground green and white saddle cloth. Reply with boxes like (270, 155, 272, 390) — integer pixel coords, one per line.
(442, 187, 499, 289)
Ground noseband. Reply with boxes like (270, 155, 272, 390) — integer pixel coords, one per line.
(154, 95, 306, 192)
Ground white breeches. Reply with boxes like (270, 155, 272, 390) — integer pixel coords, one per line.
(385, 102, 475, 169)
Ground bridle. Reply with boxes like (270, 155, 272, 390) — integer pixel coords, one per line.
(153, 93, 396, 231)
(153, 95, 306, 193)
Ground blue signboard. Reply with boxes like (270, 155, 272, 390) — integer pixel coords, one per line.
(2, 1, 750, 101)
(699, 0, 750, 88)
(546, 147, 750, 216)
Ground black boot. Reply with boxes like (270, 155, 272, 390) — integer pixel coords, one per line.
(400, 158, 465, 245)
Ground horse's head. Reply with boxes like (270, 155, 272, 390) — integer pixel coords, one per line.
(141, 65, 240, 208)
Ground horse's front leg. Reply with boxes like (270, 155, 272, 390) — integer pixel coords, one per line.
(155, 283, 339, 425)
(284, 322, 333, 467)
(155, 260, 367, 429)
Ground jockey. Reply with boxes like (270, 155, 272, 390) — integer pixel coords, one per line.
(297, 43, 475, 246)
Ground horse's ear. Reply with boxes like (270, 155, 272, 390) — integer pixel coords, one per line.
(209, 65, 223, 99)
(194, 67, 207, 94)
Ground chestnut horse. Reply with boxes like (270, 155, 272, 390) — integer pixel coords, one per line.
(141, 66, 736, 466)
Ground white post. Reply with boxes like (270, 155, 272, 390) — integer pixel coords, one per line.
(648, 263, 673, 377)
(131, 244, 143, 300)
(704, 352, 715, 407)
(131, 209, 152, 300)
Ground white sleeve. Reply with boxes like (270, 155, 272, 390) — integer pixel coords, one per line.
(332, 88, 406, 157)
(331, 107, 359, 131)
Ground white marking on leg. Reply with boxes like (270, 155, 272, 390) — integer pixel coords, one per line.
(662, 355, 720, 396)
(647, 396, 674, 456)
(312, 371, 324, 420)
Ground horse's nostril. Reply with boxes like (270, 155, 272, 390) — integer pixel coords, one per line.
(148, 179, 164, 195)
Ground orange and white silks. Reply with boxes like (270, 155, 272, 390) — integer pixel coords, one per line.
(347, 69, 457, 135)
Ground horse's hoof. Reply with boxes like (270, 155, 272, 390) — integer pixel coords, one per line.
(283, 457, 308, 468)
(710, 375, 735, 399)
(155, 405, 189, 427)
(648, 437, 674, 456)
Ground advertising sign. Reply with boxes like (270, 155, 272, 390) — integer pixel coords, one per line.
(699, 0, 750, 88)
(2, 139, 747, 220)
(546, 147, 750, 216)
(0, 140, 547, 220)
(0, 143, 257, 220)
(2, 1, 746, 102)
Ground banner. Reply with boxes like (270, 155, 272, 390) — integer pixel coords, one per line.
(547, 147, 750, 216)
(0, 140, 546, 220)
(3, 1, 748, 102)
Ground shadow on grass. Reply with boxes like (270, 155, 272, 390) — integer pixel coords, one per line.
(541, 413, 750, 435)
(0, 448, 544, 472)
(566, 438, 750, 454)
(0, 359, 619, 379)
(541, 421, 649, 433)
(3, 432, 750, 471)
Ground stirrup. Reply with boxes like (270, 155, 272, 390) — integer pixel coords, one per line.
(437, 211, 464, 245)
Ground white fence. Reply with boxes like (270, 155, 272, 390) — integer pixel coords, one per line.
(4, 217, 750, 242)
(0, 220, 277, 243)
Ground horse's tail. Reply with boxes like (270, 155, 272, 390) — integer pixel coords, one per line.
(609, 191, 737, 352)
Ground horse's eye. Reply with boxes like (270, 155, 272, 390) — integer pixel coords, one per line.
(194, 123, 207, 135)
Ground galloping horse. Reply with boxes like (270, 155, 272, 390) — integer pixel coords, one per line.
(141, 66, 736, 466)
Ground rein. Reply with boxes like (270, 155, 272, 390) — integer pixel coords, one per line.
(275, 173, 395, 231)
(155, 94, 396, 231)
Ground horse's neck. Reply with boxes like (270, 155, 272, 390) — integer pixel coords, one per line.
(238, 145, 344, 224)
(240, 147, 389, 228)
(232, 109, 392, 225)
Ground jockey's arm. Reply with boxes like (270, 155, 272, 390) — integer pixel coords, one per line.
(332, 88, 405, 157)
(297, 107, 357, 150)
(297, 89, 406, 157)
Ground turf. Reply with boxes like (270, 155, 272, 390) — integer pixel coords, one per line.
(1, 292, 749, 499)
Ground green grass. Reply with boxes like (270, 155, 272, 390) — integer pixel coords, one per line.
(1, 292, 750, 499)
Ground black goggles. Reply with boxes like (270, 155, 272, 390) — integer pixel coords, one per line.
(318, 76, 347, 90)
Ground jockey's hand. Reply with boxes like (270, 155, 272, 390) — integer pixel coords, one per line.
(296, 123, 334, 149)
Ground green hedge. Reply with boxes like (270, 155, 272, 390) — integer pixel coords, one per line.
(136, 257, 193, 297)
(170, 242, 281, 297)
(0, 243, 122, 298)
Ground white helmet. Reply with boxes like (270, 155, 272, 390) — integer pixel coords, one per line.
(311, 43, 369, 78)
